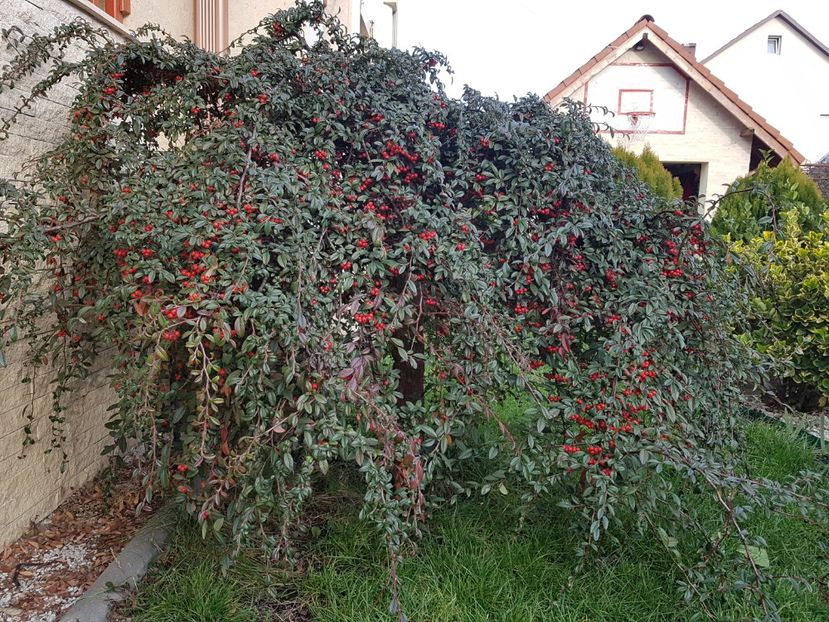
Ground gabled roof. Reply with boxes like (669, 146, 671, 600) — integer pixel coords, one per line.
(702, 10, 829, 64)
(543, 16, 805, 164)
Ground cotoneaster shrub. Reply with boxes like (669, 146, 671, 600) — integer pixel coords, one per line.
(612, 144, 683, 202)
(2, 3, 828, 618)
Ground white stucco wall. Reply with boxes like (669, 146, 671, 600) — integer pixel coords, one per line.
(357, 0, 395, 48)
(228, 0, 298, 43)
(125, 0, 358, 48)
(123, 0, 194, 40)
(327, 0, 358, 37)
(558, 44, 752, 202)
(705, 16, 829, 163)
(226, 0, 358, 44)
(1, 0, 122, 550)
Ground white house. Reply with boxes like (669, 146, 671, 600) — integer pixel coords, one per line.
(544, 15, 804, 202)
(703, 10, 829, 164)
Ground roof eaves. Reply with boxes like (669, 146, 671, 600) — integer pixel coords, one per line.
(543, 19, 650, 102)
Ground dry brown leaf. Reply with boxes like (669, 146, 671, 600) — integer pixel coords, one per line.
(0, 462, 160, 620)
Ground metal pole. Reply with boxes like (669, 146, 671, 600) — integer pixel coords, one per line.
(384, 0, 398, 48)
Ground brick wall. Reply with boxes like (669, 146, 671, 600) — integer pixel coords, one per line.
(0, 0, 124, 550)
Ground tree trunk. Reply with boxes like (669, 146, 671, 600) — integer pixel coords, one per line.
(391, 326, 424, 405)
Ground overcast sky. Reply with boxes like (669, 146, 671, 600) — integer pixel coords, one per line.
(393, 1, 829, 100)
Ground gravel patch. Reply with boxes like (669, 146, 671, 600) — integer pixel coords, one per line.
(0, 462, 159, 621)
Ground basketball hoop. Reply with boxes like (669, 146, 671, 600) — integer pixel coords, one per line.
(625, 112, 654, 142)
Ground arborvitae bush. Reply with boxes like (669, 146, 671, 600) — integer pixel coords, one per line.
(612, 144, 683, 201)
(1, 3, 828, 617)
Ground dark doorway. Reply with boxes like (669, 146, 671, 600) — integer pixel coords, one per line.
(750, 135, 780, 170)
(663, 162, 702, 201)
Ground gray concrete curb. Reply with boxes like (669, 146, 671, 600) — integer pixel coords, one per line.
(59, 507, 175, 622)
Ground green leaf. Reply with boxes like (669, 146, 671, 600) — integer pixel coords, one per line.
(745, 546, 770, 569)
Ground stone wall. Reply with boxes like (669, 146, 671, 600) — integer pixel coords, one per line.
(0, 0, 124, 550)
(803, 163, 829, 199)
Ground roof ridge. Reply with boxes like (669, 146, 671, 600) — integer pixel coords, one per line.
(542, 19, 651, 103)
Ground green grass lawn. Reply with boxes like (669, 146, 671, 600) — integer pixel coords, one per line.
(126, 422, 829, 622)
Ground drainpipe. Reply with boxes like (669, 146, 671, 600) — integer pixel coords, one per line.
(383, 0, 398, 48)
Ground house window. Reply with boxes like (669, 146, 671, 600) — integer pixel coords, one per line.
(88, 0, 131, 22)
(767, 35, 781, 54)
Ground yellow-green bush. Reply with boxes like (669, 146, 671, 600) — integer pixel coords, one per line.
(713, 159, 829, 407)
(734, 211, 829, 408)
(612, 145, 683, 201)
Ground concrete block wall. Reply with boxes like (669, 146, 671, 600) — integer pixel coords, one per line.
(0, 0, 124, 550)
(0, 343, 116, 549)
